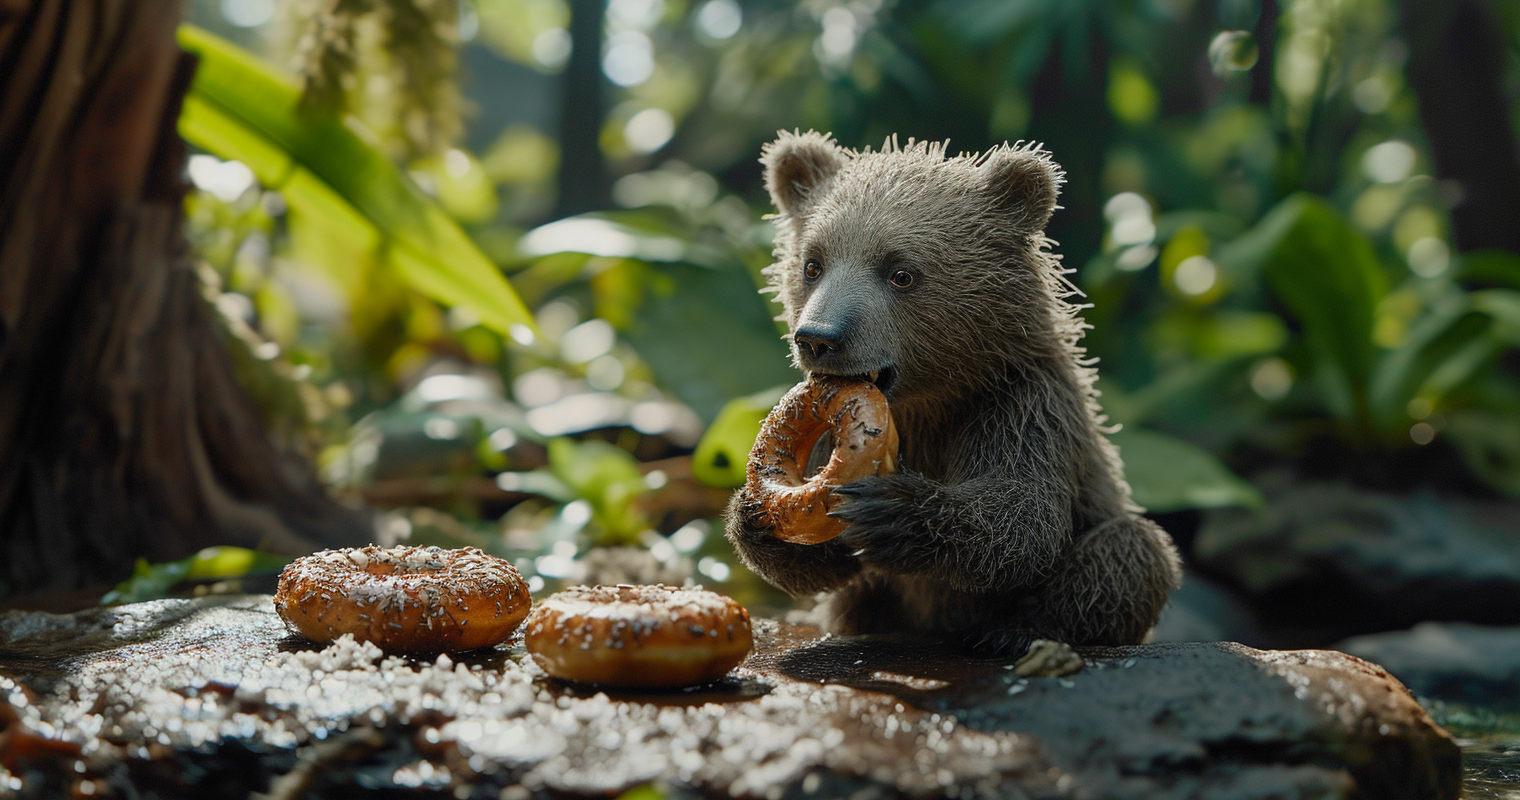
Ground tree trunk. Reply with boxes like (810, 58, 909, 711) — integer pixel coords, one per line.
(0, 0, 370, 599)
(1403, 0, 1520, 255)
(552, 0, 610, 218)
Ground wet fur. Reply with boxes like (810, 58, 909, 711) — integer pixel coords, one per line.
(725, 131, 1182, 657)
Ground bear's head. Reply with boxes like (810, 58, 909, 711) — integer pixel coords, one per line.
(760, 130, 1068, 404)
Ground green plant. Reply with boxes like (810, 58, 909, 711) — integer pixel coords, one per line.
(177, 25, 535, 341)
(102, 547, 291, 605)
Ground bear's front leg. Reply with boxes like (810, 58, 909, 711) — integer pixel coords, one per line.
(828, 470, 947, 572)
(723, 488, 862, 596)
(829, 469, 1070, 595)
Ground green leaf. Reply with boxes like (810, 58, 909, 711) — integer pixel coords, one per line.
(494, 469, 577, 504)
(1108, 359, 1243, 427)
(518, 216, 730, 268)
(1148, 310, 1287, 362)
(514, 213, 797, 421)
(1470, 289, 1520, 346)
(1455, 249, 1520, 289)
(547, 438, 649, 544)
(613, 786, 668, 800)
(692, 385, 791, 488)
(1110, 428, 1263, 512)
(409, 149, 499, 223)
(1218, 194, 1387, 429)
(1370, 289, 1520, 434)
(1370, 297, 1490, 432)
(101, 547, 290, 606)
(621, 262, 799, 421)
(1193, 312, 1288, 360)
(175, 24, 535, 339)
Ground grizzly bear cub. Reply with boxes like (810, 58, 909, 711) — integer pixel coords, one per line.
(725, 131, 1182, 657)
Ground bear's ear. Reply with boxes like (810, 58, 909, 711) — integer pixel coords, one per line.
(981, 146, 1063, 235)
(762, 131, 847, 221)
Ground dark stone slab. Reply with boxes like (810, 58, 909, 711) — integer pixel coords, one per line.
(1337, 622, 1520, 710)
(1196, 475, 1520, 636)
(0, 596, 1458, 799)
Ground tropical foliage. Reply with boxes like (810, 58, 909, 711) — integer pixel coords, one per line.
(122, 0, 1520, 602)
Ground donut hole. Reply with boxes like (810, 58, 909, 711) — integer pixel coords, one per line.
(803, 429, 836, 480)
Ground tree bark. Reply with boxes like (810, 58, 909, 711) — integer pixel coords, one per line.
(552, 0, 610, 217)
(1248, 0, 1278, 106)
(0, 0, 370, 597)
(1403, 0, 1520, 254)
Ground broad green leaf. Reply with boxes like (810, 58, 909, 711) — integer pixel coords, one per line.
(1109, 359, 1243, 426)
(1193, 312, 1288, 360)
(513, 214, 795, 418)
(185, 546, 290, 581)
(1110, 428, 1263, 512)
(692, 385, 791, 488)
(1148, 310, 1286, 362)
(623, 265, 798, 421)
(1218, 194, 1387, 428)
(175, 25, 535, 339)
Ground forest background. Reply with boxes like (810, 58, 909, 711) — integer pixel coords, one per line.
(6, 0, 1520, 647)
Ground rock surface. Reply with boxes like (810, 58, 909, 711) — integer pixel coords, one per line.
(1337, 622, 1520, 710)
(0, 596, 1459, 799)
(1196, 475, 1520, 635)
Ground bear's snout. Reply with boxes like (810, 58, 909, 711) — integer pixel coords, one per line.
(791, 280, 898, 381)
(793, 323, 843, 361)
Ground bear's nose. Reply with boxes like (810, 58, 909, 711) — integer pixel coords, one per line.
(793, 325, 843, 360)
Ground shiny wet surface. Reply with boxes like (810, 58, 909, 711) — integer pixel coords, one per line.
(0, 595, 1462, 798)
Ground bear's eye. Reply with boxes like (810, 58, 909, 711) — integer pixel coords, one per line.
(889, 270, 915, 289)
(803, 259, 823, 280)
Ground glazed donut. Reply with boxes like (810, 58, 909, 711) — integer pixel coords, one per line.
(274, 545, 531, 654)
(747, 376, 898, 544)
(525, 584, 753, 687)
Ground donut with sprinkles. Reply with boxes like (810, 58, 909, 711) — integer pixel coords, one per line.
(274, 545, 531, 654)
(748, 376, 898, 544)
(525, 584, 753, 687)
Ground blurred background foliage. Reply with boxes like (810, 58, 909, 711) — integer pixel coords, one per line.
(148, 0, 1520, 616)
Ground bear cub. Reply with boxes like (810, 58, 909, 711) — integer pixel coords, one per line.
(725, 131, 1182, 658)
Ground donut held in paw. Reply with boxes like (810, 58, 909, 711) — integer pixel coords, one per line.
(525, 584, 753, 687)
(748, 376, 898, 544)
(274, 545, 531, 654)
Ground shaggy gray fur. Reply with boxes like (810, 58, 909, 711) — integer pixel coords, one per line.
(726, 131, 1183, 657)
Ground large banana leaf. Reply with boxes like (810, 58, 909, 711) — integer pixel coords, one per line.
(175, 25, 535, 339)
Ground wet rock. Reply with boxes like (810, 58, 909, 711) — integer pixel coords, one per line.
(1337, 622, 1520, 710)
(1195, 474, 1520, 636)
(0, 596, 1459, 799)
